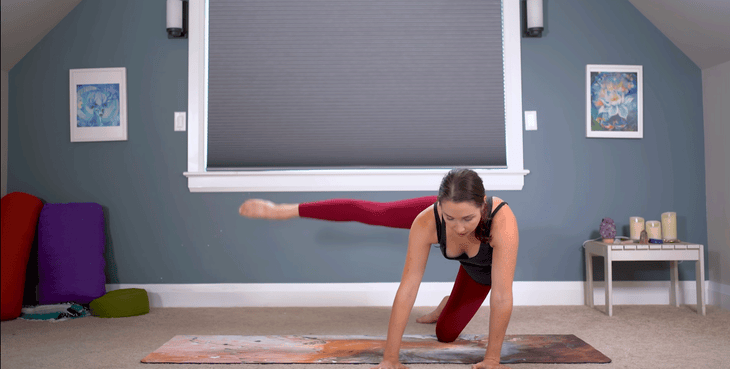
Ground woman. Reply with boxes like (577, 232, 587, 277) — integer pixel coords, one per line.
(239, 169, 518, 369)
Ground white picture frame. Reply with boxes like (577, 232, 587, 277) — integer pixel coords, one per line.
(69, 67, 128, 142)
(586, 64, 643, 139)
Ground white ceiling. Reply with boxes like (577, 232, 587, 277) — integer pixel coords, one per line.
(1, 0, 729, 71)
(0, 0, 83, 71)
(627, 0, 730, 69)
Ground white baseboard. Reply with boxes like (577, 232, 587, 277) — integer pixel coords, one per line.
(106, 281, 713, 308)
(709, 281, 730, 311)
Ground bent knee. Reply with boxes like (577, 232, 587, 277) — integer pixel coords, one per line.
(435, 324, 459, 343)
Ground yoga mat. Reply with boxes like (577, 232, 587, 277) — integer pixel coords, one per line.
(142, 334, 611, 364)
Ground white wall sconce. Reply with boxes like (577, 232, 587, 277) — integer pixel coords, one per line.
(166, 0, 188, 39)
(524, 0, 544, 38)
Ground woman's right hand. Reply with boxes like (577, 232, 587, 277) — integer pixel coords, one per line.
(370, 359, 408, 369)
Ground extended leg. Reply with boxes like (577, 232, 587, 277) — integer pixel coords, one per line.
(435, 266, 491, 343)
(298, 196, 438, 229)
(239, 196, 437, 226)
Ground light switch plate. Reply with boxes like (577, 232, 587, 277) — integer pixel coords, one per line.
(174, 112, 186, 131)
(524, 111, 537, 131)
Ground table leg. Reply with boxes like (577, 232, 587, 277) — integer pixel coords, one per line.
(670, 260, 679, 307)
(606, 252, 613, 317)
(585, 252, 594, 308)
(697, 246, 706, 315)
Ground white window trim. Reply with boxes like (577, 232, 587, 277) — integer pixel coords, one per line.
(184, 0, 528, 192)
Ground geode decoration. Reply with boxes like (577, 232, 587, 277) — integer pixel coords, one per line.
(599, 218, 616, 240)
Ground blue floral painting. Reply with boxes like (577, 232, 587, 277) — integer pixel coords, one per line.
(589, 72, 638, 132)
(76, 83, 120, 127)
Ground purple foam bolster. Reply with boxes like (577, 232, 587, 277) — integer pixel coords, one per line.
(37, 203, 106, 305)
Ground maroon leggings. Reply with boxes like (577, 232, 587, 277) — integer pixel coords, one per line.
(299, 196, 492, 342)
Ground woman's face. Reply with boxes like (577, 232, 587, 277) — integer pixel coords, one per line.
(440, 200, 483, 236)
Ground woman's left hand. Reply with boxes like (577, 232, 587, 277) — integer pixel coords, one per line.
(471, 359, 511, 369)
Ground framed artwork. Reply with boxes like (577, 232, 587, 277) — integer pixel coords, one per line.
(69, 67, 128, 142)
(586, 64, 642, 138)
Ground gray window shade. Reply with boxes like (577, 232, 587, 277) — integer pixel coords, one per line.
(208, 0, 505, 170)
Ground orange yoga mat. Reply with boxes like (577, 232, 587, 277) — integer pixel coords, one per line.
(142, 334, 611, 364)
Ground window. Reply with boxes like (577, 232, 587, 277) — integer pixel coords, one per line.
(185, 0, 528, 192)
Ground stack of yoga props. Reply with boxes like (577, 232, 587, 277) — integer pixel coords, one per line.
(39, 202, 149, 318)
(1, 195, 149, 322)
(142, 334, 611, 364)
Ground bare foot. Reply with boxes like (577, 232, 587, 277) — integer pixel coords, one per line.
(416, 296, 449, 324)
(239, 199, 299, 220)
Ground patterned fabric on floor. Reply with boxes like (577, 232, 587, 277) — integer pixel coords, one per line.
(20, 303, 90, 322)
(142, 334, 611, 364)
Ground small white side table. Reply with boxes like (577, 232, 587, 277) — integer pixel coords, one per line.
(584, 240, 705, 316)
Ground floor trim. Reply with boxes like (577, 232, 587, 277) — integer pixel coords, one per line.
(106, 281, 713, 308)
(709, 281, 730, 311)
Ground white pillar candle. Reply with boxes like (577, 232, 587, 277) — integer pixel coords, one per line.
(661, 212, 677, 241)
(646, 220, 662, 240)
(629, 216, 644, 240)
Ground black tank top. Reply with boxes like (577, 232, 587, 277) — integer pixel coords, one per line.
(434, 196, 508, 285)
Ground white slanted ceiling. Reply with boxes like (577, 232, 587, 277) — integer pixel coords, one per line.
(0, 0, 83, 71)
(627, 0, 730, 69)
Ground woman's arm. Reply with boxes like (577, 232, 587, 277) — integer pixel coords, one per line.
(480, 202, 519, 367)
(374, 211, 434, 369)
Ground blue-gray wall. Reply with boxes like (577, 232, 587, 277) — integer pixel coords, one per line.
(8, 0, 706, 284)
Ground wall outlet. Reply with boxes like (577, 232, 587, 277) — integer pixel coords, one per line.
(524, 111, 537, 131)
(174, 112, 186, 131)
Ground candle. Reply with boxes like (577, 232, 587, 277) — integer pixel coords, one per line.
(629, 216, 645, 240)
(661, 212, 677, 241)
(646, 220, 662, 240)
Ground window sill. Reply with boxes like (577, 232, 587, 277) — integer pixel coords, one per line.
(183, 168, 529, 192)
